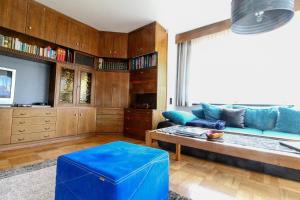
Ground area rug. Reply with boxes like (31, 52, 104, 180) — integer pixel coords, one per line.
(0, 160, 190, 200)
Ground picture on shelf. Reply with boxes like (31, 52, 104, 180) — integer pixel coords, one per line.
(0, 67, 16, 105)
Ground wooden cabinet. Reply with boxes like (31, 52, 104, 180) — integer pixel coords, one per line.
(96, 108, 123, 133)
(128, 23, 155, 58)
(26, 0, 45, 39)
(124, 109, 163, 140)
(78, 107, 96, 134)
(68, 20, 82, 50)
(0, 109, 13, 145)
(130, 68, 157, 94)
(81, 26, 99, 56)
(43, 7, 58, 43)
(95, 71, 129, 108)
(56, 107, 78, 137)
(54, 63, 77, 107)
(0, 0, 28, 33)
(56, 14, 70, 48)
(98, 32, 128, 58)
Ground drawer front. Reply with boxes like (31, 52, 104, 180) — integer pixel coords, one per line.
(96, 108, 124, 115)
(13, 109, 32, 117)
(124, 127, 146, 140)
(31, 109, 57, 117)
(125, 110, 152, 120)
(12, 126, 31, 135)
(31, 117, 56, 125)
(13, 118, 32, 126)
(40, 131, 56, 140)
(11, 134, 29, 143)
(31, 124, 56, 133)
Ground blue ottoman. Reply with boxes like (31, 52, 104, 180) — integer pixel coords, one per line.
(55, 141, 169, 200)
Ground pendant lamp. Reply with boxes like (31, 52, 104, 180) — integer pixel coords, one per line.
(231, 0, 295, 34)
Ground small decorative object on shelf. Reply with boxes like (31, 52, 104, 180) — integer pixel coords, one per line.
(97, 58, 128, 71)
(0, 33, 72, 63)
(130, 52, 157, 71)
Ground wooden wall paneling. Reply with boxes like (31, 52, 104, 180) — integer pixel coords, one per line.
(0, 0, 28, 33)
(56, 108, 78, 137)
(0, 109, 13, 145)
(26, 0, 45, 39)
(78, 107, 96, 134)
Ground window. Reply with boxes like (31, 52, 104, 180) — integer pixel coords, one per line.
(188, 12, 300, 106)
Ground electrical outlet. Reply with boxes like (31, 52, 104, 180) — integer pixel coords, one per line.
(169, 98, 173, 105)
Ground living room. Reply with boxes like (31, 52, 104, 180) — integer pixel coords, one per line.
(0, 0, 300, 200)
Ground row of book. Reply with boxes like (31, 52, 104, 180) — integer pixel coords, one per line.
(97, 59, 128, 71)
(0, 34, 73, 62)
(130, 53, 157, 70)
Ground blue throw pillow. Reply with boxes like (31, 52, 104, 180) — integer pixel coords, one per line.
(274, 107, 300, 134)
(162, 111, 197, 125)
(233, 105, 278, 130)
(202, 103, 232, 120)
(192, 107, 205, 119)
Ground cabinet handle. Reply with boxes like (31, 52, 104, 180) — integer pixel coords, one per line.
(28, 26, 32, 30)
(44, 127, 50, 130)
(19, 121, 26, 124)
(43, 135, 49, 138)
(20, 113, 26, 116)
(110, 50, 112, 54)
(76, 42, 80, 46)
(74, 113, 77, 117)
(18, 138, 25, 141)
(80, 113, 82, 117)
(45, 120, 50, 123)
(45, 112, 51, 115)
(18, 130, 26, 132)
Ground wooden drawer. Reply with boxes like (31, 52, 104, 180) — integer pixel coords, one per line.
(124, 127, 146, 140)
(130, 69, 157, 82)
(31, 124, 56, 133)
(11, 134, 30, 143)
(13, 118, 32, 126)
(13, 109, 32, 117)
(125, 109, 152, 120)
(31, 109, 56, 117)
(40, 131, 56, 140)
(96, 108, 124, 115)
(12, 126, 31, 135)
(31, 117, 56, 125)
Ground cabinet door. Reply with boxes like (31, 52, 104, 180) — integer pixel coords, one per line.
(128, 31, 137, 58)
(43, 8, 58, 43)
(140, 24, 155, 55)
(81, 26, 99, 56)
(113, 33, 128, 58)
(56, 108, 78, 137)
(26, 0, 45, 38)
(68, 21, 82, 50)
(56, 14, 70, 47)
(98, 31, 114, 57)
(78, 107, 96, 134)
(77, 67, 95, 106)
(55, 64, 77, 107)
(0, 0, 28, 33)
(112, 72, 129, 108)
(0, 109, 12, 145)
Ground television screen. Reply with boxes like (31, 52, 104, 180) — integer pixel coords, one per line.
(0, 69, 13, 98)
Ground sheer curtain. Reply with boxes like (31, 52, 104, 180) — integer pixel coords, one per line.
(188, 12, 300, 106)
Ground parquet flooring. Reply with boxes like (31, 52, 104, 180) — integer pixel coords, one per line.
(0, 134, 300, 200)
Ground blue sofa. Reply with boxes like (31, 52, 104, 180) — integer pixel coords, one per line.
(162, 104, 300, 140)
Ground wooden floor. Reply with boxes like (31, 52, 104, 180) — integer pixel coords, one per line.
(0, 135, 300, 200)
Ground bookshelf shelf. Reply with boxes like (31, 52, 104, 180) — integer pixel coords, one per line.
(0, 46, 72, 65)
(97, 69, 129, 73)
(130, 66, 157, 72)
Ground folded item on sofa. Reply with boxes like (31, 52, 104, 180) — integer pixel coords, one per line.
(186, 119, 226, 130)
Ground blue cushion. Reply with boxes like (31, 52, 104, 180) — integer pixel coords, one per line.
(192, 106, 205, 119)
(224, 127, 263, 135)
(55, 141, 169, 200)
(274, 107, 300, 134)
(202, 103, 232, 120)
(162, 111, 197, 125)
(263, 130, 300, 140)
(233, 105, 278, 130)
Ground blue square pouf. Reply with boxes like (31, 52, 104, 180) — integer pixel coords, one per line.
(55, 141, 169, 200)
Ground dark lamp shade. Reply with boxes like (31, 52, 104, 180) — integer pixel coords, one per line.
(231, 0, 295, 34)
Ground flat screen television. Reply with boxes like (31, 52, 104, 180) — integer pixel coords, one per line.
(0, 67, 16, 105)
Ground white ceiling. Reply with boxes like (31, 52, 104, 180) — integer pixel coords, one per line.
(36, 0, 231, 34)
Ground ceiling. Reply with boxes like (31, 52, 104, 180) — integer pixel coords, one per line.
(36, 0, 231, 34)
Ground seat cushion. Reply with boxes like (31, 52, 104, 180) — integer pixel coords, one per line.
(274, 107, 300, 134)
(224, 127, 263, 135)
(233, 105, 278, 130)
(263, 130, 300, 140)
(162, 111, 197, 125)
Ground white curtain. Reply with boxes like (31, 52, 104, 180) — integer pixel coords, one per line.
(188, 12, 300, 106)
(175, 41, 191, 106)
